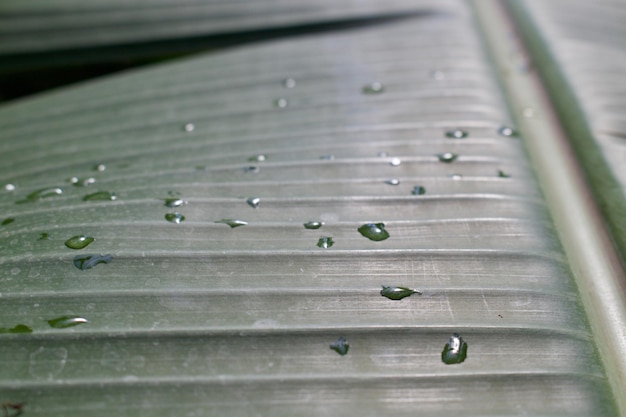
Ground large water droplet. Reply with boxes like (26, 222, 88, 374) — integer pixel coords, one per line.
(304, 221, 323, 230)
(282, 78, 296, 88)
(165, 213, 185, 223)
(330, 337, 349, 355)
(358, 223, 389, 241)
(2, 218, 15, 226)
(389, 158, 401, 167)
(385, 178, 400, 186)
(441, 333, 468, 365)
(412, 186, 426, 195)
(164, 198, 187, 208)
(69, 177, 96, 187)
(445, 129, 468, 139)
(83, 191, 117, 201)
(215, 219, 248, 228)
(17, 187, 63, 204)
(47, 316, 89, 329)
(183, 123, 195, 132)
(64, 235, 95, 249)
(498, 126, 517, 137)
(362, 82, 384, 94)
(0, 324, 32, 334)
(380, 285, 422, 300)
(274, 98, 288, 108)
(4, 184, 16, 191)
(73, 254, 112, 270)
(248, 154, 267, 162)
(317, 236, 334, 248)
(437, 152, 458, 163)
(247, 197, 261, 208)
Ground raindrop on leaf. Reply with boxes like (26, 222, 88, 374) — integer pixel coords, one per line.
(47, 316, 89, 329)
(330, 337, 350, 355)
(445, 129, 468, 139)
(437, 152, 458, 163)
(215, 219, 248, 228)
(304, 221, 323, 230)
(64, 235, 95, 249)
(317, 236, 334, 248)
(165, 213, 186, 224)
(412, 186, 426, 195)
(380, 285, 422, 300)
(247, 197, 261, 208)
(73, 254, 112, 270)
(358, 223, 389, 241)
(442, 333, 468, 365)
(83, 191, 117, 201)
(362, 82, 384, 94)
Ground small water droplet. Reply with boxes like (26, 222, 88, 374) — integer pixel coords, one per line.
(83, 191, 117, 201)
(282, 78, 296, 88)
(38, 233, 51, 240)
(431, 70, 446, 80)
(246, 197, 261, 208)
(215, 219, 248, 228)
(380, 285, 422, 300)
(64, 235, 95, 249)
(304, 221, 323, 230)
(73, 254, 112, 270)
(389, 158, 401, 167)
(183, 123, 195, 132)
(498, 170, 511, 178)
(164, 198, 187, 208)
(412, 186, 426, 195)
(93, 164, 107, 172)
(317, 236, 334, 248)
(522, 107, 535, 118)
(165, 213, 186, 223)
(248, 154, 267, 162)
(445, 129, 468, 139)
(362, 82, 384, 94)
(47, 316, 89, 329)
(319, 154, 335, 160)
(243, 166, 260, 174)
(449, 173, 463, 180)
(4, 184, 16, 191)
(498, 126, 517, 137)
(17, 187, 63, 204)
(437, 152, 458, 163)
(442, 333, 468, 365)
(384, 178, 400, 186)
(330, 337, 349, 355)
(274, 98, 288, 108)
(358, 223, 389, 241)
(69, 177, 96, 187)
(0, 324, 32, 334)
(2, 218, 15, 226)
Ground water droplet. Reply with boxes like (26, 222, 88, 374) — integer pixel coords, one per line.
(1, 218, 15, 226)
(437, 152, 458, 163)
(83, 191, 117, 201)
(47, 316, 89, 329)
(64, 235, 95, 249)
(274, 98, 288, 108)
(445, 129, 468, 139)
(380, 285, 422, 300)
(498, 170, 511, 178)
(358, 223, 389, 241)
(282, 78, 296, 88)
(183, 123, 195, 132)
(449, 173, 463, 180)
(522, 107, 535, 118)
(93, 164, 107, 172)
(17, 187, 63, 204)
(164, 198, 187, 208)
(390, 158, 401, 167)
(385, 178, 400, 186)
(362, 82, 384, 94)
(442, 333, 468, 365)
(73, 254, 112, 270)
(304, 221, 323, 230)
(317, 236, 334, 248)
(248, 154, 267, 162)
(243, 166, 260, 174)
(69, 176, 96, 187)
(498, 126, 517, 137)
(431, 70, 446, 80)
(0, 324, 32, 334)
(247, 197, 261, 208)
(319, 154, 335, 160)
(38, 233, 51, 240)
(412, 186, 426, 195)
(4, 184, 16, 191)
(330, 337, 349, 355)
(215, 219, 248, 228)
(165, 213, 185, 223)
